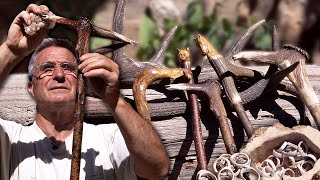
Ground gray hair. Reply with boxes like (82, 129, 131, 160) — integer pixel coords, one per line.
(28, 38, 78, 81)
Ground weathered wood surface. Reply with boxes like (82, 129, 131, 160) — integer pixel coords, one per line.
(1, 65, 320, 179)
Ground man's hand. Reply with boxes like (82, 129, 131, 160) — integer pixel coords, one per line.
(79, 53, 120, 105)
(4, 4, 53, 57)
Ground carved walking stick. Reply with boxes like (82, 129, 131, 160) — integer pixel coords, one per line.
(195, 34, 254, 137)
(70, 17, 91, 180)
(41, 16, 92, 180)
(41, 14, 134, 180)
(177, 48, 207, 170)
(167, 79, 238, 154)
(133, 68, 192, 121)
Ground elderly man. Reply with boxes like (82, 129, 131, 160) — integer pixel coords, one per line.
(0, 4, 169, 180)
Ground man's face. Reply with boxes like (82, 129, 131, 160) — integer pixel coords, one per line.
(28, 46, 78, 107)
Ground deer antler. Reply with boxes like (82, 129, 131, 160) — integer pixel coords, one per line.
(110, 0, 180, 85)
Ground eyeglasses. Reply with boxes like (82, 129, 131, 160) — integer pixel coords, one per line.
(33, 61, 78, 79)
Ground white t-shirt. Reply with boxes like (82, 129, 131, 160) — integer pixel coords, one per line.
(0, 119, 137, 180)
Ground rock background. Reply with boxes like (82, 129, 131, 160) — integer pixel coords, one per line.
(0, 0, 319, 63)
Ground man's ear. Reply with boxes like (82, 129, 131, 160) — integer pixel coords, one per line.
(28, 81, 35, 97)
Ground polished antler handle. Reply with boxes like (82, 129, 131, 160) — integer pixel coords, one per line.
(195, 34, 254, 137)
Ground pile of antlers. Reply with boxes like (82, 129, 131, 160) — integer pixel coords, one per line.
(35, 0, 320, 179)
(130, 7, 320, 180)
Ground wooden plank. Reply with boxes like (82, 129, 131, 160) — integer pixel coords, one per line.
(1, 65, 320, 178)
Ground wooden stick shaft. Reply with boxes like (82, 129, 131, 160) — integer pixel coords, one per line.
(70, 17, 91, 180)
(180, 58, 207, 170)
(70, 74, 86, 179)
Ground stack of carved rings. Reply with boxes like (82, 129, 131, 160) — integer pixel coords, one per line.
(199, 153, 260, 180)
(255, 141, 318, 178)
(196, 170, 217, 180)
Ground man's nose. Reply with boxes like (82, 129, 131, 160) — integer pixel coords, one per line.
(52, 66, 66, 82)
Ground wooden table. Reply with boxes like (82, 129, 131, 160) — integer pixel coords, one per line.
(1, 65, 320, 179)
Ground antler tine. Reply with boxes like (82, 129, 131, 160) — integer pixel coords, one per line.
(91, 42, 128, 55)
(110, 0, 139, 70)
(42, 14, 136, 45)
(233, 51, 278, 64)
(272, 25, 280, 51)
(41, 14, 77, 27)
(112, 0, 126, 62)
(262, 26, 280, 78)
(104, 0, 137, 45)
(235, 39, 319, 128)
(166, 83, 202, 91)
(149, 26, 178, 65)
(239, 62, 299, 104)
(112, 0, 125, 35)
(225, 20, 265, 64)
(92, 25, 137, 44)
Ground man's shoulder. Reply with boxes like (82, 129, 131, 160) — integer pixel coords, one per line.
(0, 118, 24, 129)
(0, 118, 26, 141)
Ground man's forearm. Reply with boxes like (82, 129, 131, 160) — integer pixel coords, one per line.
(103, 95, 170, 179)
(0, 43, 24, 86)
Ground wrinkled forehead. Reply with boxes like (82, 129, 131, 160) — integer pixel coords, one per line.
(36, 46, 77, 65)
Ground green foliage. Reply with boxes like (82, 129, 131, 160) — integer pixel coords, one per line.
(186, 2, 204, 30)
(250, 19, 275, 50)
(90, 37, 111, 51)
(137, 2, 273, 67)
(137, 15, 161, 62)
(252, 27, 272, 50)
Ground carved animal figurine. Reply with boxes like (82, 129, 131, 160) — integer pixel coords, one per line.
(177, 47, 207, 170)
(177, 48, 190, 61)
